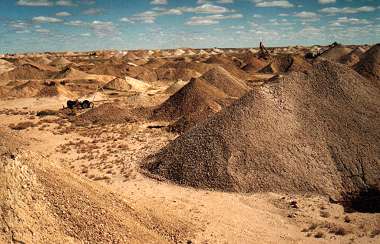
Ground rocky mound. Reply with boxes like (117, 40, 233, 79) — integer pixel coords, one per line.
(160, 61, 211, 74)
(155, 67, 201, 81)
(88, 63, 129, 77)
(319, 45, 353, 62)
(205, 55, 248, 79)
(37, 82, 75, 98)
(143, 61, 380, 201)
(0, 63, 54, 81)
(200, 66, 249, 97)
(52, 67, 90, 80)
(75, 103, 136, 124)
(260, 54, 311, 74)
(0, 59, 15, 75)
(126, 66, 157, 82)
(8, 80, 43, 97)
(339, 47, 365, 66)
(104, 77, 132, 91)
(354, 44, 380, 85)
(241, 53, 268, 73)
(49, 57, 72, 67)
(151, 78, 231, 121)
(0, 128, 181, 243)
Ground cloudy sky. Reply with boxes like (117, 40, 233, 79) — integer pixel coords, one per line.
(0, 0, 379, 53)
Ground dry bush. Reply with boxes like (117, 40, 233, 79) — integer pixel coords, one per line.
(36, 109, 58, 117)
(370, 229, 380, 238)
(314, 231, 325, 238)
(320, 211, 330, 218)
(329, 226, 348, 236)
(9, 121, 36, 130)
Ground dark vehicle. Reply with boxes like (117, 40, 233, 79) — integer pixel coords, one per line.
(66, 100, 94, 109)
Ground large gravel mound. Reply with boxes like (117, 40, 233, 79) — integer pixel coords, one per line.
(143, 61, 380, 200)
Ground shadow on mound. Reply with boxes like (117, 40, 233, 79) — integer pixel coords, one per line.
(342, 188, 380, 213)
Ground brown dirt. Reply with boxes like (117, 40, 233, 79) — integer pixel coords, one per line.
(37, 82, 76, 98)
(319, 45, 353, 62)
(339, 47, 365, 66)
(52, 67, 90, 80)
(143, 61, 380, 201)
(200, 66, 250, 97)
(49, 57, 72, 67)
(205, 54, 248, 79)
(0, 63, 54, 81)
(74, 103, 137, 125)
(103, 77, 132, 91)
(260, 54, 311, 74)
(155, 67, 201, 81)
(151, 78, 231, 121)
(0, 128, 191, 243)
(354, 44, 380, 86)
(126, 66, 158, 82)
(88, 63, 129, 77)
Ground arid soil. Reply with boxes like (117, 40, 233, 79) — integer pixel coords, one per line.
(0, 44, 379, 243)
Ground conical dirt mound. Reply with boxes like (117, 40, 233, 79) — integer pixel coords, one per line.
(260, 54, 311, 74)
(319, 44, 353, 62)
(200, 66, 249, 97)
(49, 57, 72, 67)
(339, 47, 365, 66)
(37, 83, 76, 98)
(0, 63, 54, 81)
(205, 55, 248, 79)
(52, 67, 90, 79)
(104, 77, 132, 91)
(151, 78, 231, 121)
(143, 61, 380, 200)
(0, 59, 15, 75)
(354, 44, 380, 85)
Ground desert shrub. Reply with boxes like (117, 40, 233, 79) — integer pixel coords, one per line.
(314, 231, 325, 238)
(10, 121, 35, 130)
(36, 109, 58, 117)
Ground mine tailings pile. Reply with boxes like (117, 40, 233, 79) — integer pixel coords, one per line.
(143, 60, 380, 212)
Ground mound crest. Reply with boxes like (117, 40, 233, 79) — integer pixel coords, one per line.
(52, 67, 90, 80)
(0, 63, 54, 81)
(260, 54, 311, 74)
(143, 61, 380, 200)
(354, 44, 380, 85)
(104, 77, 132, 91)
(319, 44, 353, 61)
(200, 66, 249, 97)
(151, 78, 230, 121)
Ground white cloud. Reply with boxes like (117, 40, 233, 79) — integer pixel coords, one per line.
(65, 20, 85, 26)
(294, 11, 320, 21)
(35, 28, 50, 33)
(186, 13, 242, 25)
(90, 20, 118, 37)
(32, 16, 63, 23)
(151, 0, 167, 5)
(320, 6, 376, 15)
(17, 0, 53, 6)
(83, 8, 103, 15)
(56, 11, 72, 16)
(318, 0, 335, 4)
(330, 17, 371, 26)
(253, 0, 294, 8)
(56, 0, 77, 6)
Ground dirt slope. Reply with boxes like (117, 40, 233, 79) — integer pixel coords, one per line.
(143, 61, 380, 200)
(52, 67, 90, 79)
(0, 128, 190, 243)
(151, 78, 231, 121)
(319, 45, 353, 62)
(339, 47, 365, 66)
(0, 63, 54, 81)
(200, 66, 250, 97)
(260, 54, 311, 74)
(354, 44, 380, 85)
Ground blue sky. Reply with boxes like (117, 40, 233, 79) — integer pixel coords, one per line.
(0, 0, 379, 53)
